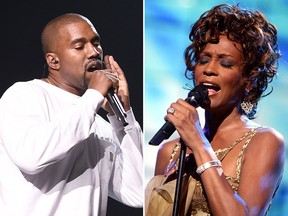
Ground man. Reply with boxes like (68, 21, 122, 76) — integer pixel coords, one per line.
(0, 13, 143, 216)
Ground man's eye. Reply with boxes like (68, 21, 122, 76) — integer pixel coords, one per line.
(75, 46, 84, 50)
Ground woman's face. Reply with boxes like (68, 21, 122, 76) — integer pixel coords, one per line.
(194, 36, 245, 111)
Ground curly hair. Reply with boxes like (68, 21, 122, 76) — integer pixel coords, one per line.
(184, 4, 281, 119)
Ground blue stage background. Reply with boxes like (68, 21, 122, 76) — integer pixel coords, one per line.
(144, 0, 288, 215)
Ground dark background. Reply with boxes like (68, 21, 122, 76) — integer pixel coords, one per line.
(1, 0, 143, 215)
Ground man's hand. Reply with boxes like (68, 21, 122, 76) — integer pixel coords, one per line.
(104, 55, 130, 112)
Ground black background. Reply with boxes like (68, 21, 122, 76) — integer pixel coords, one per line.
(0, 0, 143, 215)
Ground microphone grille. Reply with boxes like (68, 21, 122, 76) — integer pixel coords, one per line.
(186, 85, 210, 108)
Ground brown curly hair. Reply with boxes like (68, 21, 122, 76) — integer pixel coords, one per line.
(184, 4, 280, 119)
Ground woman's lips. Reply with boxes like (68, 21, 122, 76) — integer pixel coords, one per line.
(207, 88, 219, 96)
(201, 82, 220, 96)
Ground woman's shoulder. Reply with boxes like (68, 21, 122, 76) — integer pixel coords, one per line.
(254, 126, 284, 145)
(154, 138, 181, 175)
(244, 119, 284, 147)
(158, 138, 181, 155)
(247, 125, 285, 160)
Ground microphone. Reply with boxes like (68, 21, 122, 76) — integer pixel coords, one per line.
(148, 85, 210, 145)
(99, 59, 128, 126)
(106, 88, 129, 126)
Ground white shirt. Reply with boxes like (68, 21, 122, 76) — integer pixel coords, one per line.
(0, 79, 143, 216)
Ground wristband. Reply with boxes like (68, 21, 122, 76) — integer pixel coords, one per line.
(196, 160, 222, 175)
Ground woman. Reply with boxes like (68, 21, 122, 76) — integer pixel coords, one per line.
(145, 4, 285, 216)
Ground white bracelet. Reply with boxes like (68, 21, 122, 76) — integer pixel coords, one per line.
(196, 160, 222, 175)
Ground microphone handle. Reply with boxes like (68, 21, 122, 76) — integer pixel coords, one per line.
(148, 121, 175, 146)
(106, 88, 128, 126)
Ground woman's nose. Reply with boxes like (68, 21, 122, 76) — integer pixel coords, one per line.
(203, 61, 218, 76)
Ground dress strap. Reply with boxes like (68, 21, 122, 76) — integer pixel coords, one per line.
(215, 127, 260, 161)
(235, 127, 261, 179)
(165, 141, 181, 174)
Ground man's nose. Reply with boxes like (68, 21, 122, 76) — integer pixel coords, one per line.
(87, 43, 101, 58)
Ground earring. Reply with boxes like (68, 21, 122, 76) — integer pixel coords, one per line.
(240, 100, 253, 115)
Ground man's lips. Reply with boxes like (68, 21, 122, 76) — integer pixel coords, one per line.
(86, 60, 103, 72)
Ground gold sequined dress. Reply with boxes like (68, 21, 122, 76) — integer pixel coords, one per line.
(145, 127, 275, 216)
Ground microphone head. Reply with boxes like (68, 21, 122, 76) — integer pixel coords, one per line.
(186, 85, 210, 108)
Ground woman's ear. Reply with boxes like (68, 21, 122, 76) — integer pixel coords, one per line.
(245, 83, 253, 94)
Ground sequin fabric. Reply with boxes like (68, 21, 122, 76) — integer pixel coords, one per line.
(166, 128, 260, 215)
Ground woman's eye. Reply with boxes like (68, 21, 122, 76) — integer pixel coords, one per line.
(198, 57, 209, 65)
(221, 61, 233, 68)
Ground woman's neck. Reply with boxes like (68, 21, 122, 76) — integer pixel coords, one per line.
(203, 108, 248, 141)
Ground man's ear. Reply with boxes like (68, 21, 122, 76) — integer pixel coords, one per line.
(46, 53, 60, 70)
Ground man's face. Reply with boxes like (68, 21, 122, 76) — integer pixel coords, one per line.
(52, 20, 103, 95)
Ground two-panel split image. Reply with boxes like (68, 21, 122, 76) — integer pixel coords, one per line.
(0, 0, 287, 215)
